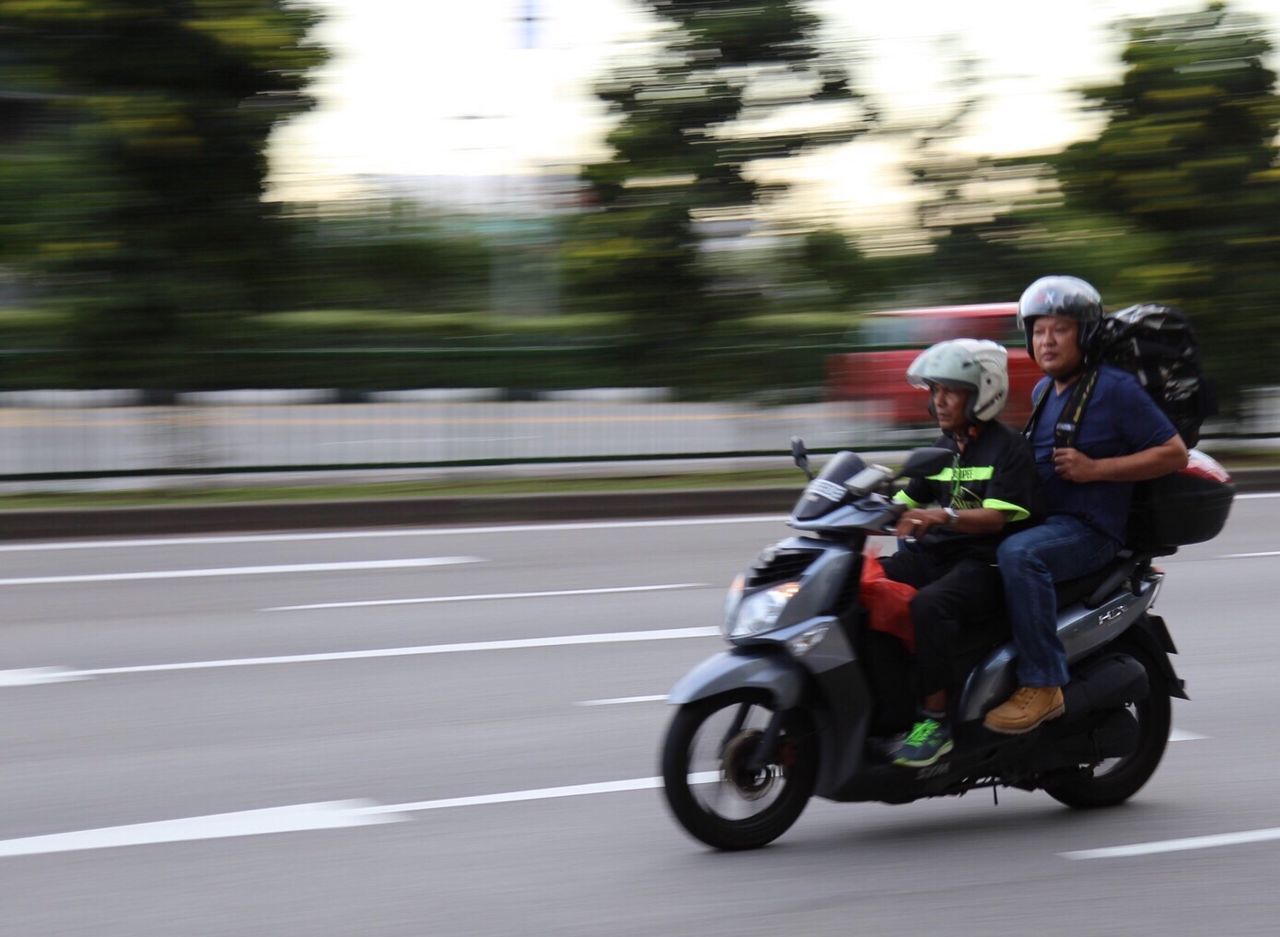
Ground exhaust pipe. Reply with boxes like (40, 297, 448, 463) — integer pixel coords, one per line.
(1060, 653, 1148, 726)
(1054, 708, 1140, 762)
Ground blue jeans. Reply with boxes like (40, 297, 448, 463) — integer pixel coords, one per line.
(996, 515, 1120, 687)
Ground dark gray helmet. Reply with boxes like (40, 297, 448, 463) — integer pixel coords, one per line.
(1016, 275, 1104, 358)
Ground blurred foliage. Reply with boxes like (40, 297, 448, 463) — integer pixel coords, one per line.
(0, 302, 857, 398)
(1053, 1, 1280, 410)
(892, 37, 1054, 305)
(272, 206, 497, 313)
(897, 2, 1280, 412)
(1, 0, 1278, 416)
(253, 310, 623, 338)
(566, 0, 875, 352)
(789, 228, 885, 307)
(0, 0, 327, 385)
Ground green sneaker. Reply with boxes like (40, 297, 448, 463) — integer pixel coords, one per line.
(892, 718, 953, 767)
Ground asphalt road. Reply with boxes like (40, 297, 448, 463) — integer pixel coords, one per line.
(1, 499, 1279, 936)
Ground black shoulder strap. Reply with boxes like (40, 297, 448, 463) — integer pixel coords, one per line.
(1022, 384, 1050, 438)
(1053, 368, 1100, 450)
(1022, 367, 1101, 450)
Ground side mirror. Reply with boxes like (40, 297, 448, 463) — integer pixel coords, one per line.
(845, 463, 893, 497)
(791, 436, 813, 480)
(899, 446, 953, 480)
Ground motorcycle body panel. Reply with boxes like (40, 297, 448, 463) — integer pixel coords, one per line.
(667, 648, 807, 709)
(958, 571, 1163, 723)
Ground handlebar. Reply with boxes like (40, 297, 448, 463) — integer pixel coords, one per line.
(880, 500, 907, 536)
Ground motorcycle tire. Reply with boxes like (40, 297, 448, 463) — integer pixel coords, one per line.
(661, 690, 817, 850)
(1043, 640, 1171, 809)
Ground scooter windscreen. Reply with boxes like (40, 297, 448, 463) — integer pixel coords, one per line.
(792, 451, 866, 521)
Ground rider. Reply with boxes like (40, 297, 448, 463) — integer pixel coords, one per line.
(983, 276, 1188, 735)
(881, 339, 1039, 767)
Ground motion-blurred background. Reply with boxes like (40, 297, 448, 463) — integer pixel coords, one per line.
(2, 0, 1278, 480)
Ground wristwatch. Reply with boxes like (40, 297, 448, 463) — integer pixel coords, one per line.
(943, 506, 960, 527)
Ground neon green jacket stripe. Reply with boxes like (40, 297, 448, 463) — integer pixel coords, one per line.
(982, 498, 1030, 522)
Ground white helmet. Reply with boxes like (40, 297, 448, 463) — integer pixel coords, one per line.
(905, 338, 1009, 423)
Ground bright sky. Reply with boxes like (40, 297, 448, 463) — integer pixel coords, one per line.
(268, 0, 1280, 222)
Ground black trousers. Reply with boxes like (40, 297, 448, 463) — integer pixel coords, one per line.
(879, 546, 1006, 701)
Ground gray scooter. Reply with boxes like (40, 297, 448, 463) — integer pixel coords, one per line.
(660, 440, 1225, 850)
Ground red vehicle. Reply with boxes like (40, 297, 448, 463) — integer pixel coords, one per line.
(825, 302, 1042, 428)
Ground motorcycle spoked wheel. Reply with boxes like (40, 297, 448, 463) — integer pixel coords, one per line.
(1043, 641, 1172, 809)
(661, 690, 818, 850)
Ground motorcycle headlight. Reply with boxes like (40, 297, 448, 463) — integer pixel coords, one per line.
(725, 581, 801, 639)
(721, 573, 746, 636)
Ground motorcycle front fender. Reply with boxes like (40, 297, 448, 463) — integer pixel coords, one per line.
(667, 648, 805, 710)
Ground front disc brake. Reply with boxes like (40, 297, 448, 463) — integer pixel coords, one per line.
(720, 730, 777, 801)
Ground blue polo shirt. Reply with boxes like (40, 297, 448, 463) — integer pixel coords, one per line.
(1029, 365, 1177, 543)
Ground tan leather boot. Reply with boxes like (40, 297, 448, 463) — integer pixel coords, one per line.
(983, 686, 1065, 735)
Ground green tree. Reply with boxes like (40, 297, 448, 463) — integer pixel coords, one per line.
(570, 0, 873, 354)
(784, 226, 894, 309)
(0, 0, 327, 387)
(1054, 2, 1280, 411)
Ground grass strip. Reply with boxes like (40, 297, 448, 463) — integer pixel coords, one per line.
(0, 468, 807, 510)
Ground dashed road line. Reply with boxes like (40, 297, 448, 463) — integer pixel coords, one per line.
(0, 627, 721, 687)
(1062, 826, 1280, 860)
(577, 695, 668, 706)
(0, 556, 481, 586)
(0, 515, 785, 553)
(266, 582, 708, 612)
(0, 774, 719, 858)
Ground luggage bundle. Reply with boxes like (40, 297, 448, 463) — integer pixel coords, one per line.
(1093, 303, 1215, 448)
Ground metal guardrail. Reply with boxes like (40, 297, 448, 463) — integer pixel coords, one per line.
(1, 391, 1276, 487)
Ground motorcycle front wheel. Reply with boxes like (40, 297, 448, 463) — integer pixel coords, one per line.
(661, 690, 818, 850)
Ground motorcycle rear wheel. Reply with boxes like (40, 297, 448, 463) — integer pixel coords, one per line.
(1043, 642, 1171, 809)
(661, 691, 817, 850)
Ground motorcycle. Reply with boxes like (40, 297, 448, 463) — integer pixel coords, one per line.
(660, 439, 1234, 850)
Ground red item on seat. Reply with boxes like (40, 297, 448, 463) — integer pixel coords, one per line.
(860, 552, 917, 652)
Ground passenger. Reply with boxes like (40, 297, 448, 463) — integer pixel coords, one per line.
(881, 339, 1039, 767)
(984, 276, 1188, 734)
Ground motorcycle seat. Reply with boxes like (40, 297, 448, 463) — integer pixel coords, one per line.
(1053, 550, 1139, 610)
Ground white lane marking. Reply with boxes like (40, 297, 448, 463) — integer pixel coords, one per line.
(1169, 728, 1207, 741)
(316, 436, 540, 446)
(0, 667, 83, 688)
(0, 627, 721, 686)
(0, 801, 399, 858)
(265, 582, 709, 611)
(1236, 493, 1280, 500)
(1062, 827, 1280, 860)
(577, 695, 668, 707)
(1220, 551, 1280, 559)
(0, 556, 481, 587)
(0, 515, 786, 552)
(357, 775, 717, 816)
(0, 774, 722, 859)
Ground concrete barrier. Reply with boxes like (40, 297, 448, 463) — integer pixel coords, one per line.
(175, 389, 337, 406)
(0, 389, 144, 408)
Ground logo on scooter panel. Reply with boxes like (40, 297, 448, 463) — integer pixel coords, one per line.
(1099, 606, 1126, 624)
(916, 762, 950, 780)
(805, 479, 846, 503)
